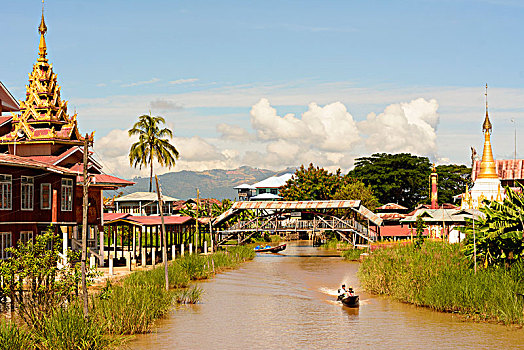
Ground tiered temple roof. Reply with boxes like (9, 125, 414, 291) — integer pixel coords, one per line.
(0, 10, 92, 148)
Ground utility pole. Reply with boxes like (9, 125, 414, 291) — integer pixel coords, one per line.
(512, 119, 517, 186)
(473, 217, 477, 274)
(195, 188, 200, 253)
(81, 134, 90, 317)
(155, 175, 169, 291)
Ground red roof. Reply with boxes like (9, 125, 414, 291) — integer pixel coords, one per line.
(77, 173, 134, 188)
(378, 213, 406, 220)
(0, 116, 12, 127)
(104, 214, 193, 226)
(0, 153, 76, 175)
(472, 159, 524, 181)
(376, 203, 408, 211)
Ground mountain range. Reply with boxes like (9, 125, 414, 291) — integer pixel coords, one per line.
(117, 166, 296, 200)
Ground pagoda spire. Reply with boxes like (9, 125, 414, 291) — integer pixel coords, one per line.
(478, 84, 498, 179)
(38, 0, 48, 62)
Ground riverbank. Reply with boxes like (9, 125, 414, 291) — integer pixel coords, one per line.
(0, 246, 255, 349)
(358, 240, 524, 325)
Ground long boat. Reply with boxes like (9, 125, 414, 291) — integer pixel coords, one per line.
(338, 294, 359, 308)
(254, 243, 287, 253)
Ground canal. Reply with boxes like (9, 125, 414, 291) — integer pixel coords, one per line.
(131, 242, 524, 349)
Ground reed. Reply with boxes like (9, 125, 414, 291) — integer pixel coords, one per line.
(342, 248, 365, 261)
(358, 241, 524, 324)
(0, 320, 34, 350)
(174, 286, 204, 304)
(36, 304, 121, 350)
(92, 283, 174, 335)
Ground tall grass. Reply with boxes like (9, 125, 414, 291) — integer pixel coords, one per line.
(36, 304, 121, 350)
(358, 241, 524, 324)
(0, 320, 34, 350)
(91, 245, 255, 335)
(342, 248, 365, 261)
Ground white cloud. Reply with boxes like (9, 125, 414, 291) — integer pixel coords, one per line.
(216, 123, 251, 141)
(169, 78, 199, 85)
(358, 98, 439, 158)
(121, 78, 160, 88)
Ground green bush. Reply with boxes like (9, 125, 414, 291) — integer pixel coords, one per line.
(0, 321, 34, 350)
(358, 241, 524, 324)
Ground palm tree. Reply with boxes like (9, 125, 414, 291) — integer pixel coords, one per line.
(128, 113, 179, 192)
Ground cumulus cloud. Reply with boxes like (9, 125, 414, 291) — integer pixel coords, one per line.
(216, 123, 251, 141)
(359, 98, 439, 157)
(250, 98, 361, 152)
(93, 97, 441, 177)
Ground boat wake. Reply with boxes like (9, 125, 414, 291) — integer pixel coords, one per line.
(319, 287, 340, 297)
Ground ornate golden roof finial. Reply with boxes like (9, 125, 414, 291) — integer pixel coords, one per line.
(483, 83, 492, 133)
(478, 83, 498, 179)
(38, 0, 48, 62)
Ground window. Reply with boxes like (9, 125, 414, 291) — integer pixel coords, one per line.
(21, 176, 34, 210)
(0, 175, 12, 210)
(41, 183, 52, 210)
(19, 231, 33, 245)
(0, 232, 12, 259)
(270, 189, 278, 195)
(61, 178, 73, 211)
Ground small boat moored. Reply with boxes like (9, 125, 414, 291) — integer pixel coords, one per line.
(254, 243, 287, 253)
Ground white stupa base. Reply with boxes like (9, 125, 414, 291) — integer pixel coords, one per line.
(468, 177, 502, 208)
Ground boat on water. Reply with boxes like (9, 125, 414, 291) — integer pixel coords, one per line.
(254, 243, 287, 253)
(337, 286, 359, 308)
(338, 294, 359, 308)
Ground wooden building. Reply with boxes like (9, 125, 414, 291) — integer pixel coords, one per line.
(0, 154, 77, 258)
(0, 9, 133, 262)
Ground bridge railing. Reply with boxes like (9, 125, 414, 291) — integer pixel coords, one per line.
(224, 218, 369, 237)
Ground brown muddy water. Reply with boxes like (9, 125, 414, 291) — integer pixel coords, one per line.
(131, 242, 524, 349)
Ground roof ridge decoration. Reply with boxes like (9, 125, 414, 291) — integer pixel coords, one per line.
(0, 2, 94, 146)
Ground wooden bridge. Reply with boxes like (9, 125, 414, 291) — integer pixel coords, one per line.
(212, 200, 382, 248)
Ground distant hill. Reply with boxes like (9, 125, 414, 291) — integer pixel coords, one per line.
(119, 166, 296, 200)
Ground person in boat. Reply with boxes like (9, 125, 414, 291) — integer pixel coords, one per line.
(338, 284, 348, 298)
(347, 286, 355, 296)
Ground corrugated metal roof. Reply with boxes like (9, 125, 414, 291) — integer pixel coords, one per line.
(213, 200, 383, 226)
(401, 208, 482, 223)
(115, 191, 179, 202)
(104, 213, 193, 226)
(252, 173, 293, 188)
(472, 159, 524, 181)
(0, 153, 76, 175)
(376, 203, 408, 211)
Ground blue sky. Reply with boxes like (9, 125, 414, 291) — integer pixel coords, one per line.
(2, 0, 524, 177)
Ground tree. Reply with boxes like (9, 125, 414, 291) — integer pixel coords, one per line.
(435, 164, 471, 205)
(280, 163, 341, 200)
(279, 164, 379, 209)
(129, 113, 179, 192)
(0, 227, 95, 330)
(348, 153, 431, 209)
(461, 185, 524, 267)
(333, 179, 379, 210)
